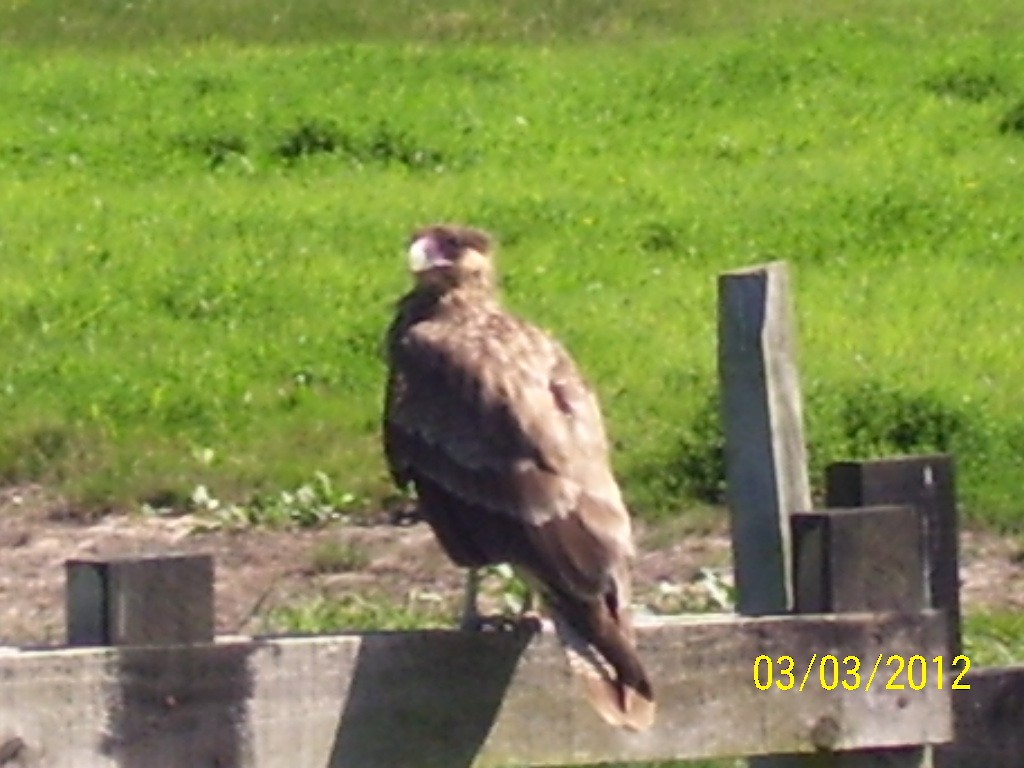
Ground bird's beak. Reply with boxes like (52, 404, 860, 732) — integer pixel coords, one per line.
(408, 237, 449, 273)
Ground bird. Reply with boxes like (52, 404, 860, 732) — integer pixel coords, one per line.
(382, 223, 655, 731)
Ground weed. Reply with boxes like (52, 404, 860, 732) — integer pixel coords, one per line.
(266, 592, 452, 633)
(653, 388, 726, 507)
(638, 221, 680, 254)
(308, 539, 370, 574)
(274, 119, 448, 169)
(999, 101, 1024, 136)
(275, 120, 342, 162)
(839, 381, 966, 457)
(186, 472, 359, 530)
(924, 69, 1005, 102)
(198, 134, 249, 169)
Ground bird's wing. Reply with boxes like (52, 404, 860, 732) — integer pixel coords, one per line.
(384, 308, 633, 594)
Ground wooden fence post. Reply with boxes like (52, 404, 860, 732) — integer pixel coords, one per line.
(718, 262, 816, 768)
(825, 456, 962, 658)
(805, 458, 962, 767)
(718, 261, 811, 616)
(61, 554, 240, 767)
(66, 553, 215, 646)
(792, 501, 932, 767)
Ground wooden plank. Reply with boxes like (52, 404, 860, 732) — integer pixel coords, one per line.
(718, 261, 811, 616)
(825, 456, 962, 657)
(933, 665, 1024, 768)
(0, 613, 951, 768)
(65, 554, 214, 647)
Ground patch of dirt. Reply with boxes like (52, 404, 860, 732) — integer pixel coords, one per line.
(1, 484, 1021, 646)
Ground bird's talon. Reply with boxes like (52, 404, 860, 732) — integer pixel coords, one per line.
(460, 614, 501, 633)
(516, 611, 555, 635)
(461, 614, 545, 634)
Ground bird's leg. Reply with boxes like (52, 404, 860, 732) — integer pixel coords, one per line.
(459, 567, 545, 633)
(520, 586, 536, 615)
(459, 567, 482, 631)
(516, 587, 552, 634)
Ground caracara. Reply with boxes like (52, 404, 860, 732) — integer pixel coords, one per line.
(382, 223, 655, 731)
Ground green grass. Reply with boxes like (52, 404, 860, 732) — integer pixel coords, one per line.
(264, 592, 452, 634)
(1, 1, 1024, 526)
(964, 611, 1024, 666)
(5, 0, 1018, 49)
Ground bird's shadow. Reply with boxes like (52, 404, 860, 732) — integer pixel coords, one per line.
(326, 626, 534, 768)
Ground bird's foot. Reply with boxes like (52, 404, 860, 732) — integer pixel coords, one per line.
(461, 611, 551, 635)
(461, 613, 518, 633)
(515, 610, 553, 635)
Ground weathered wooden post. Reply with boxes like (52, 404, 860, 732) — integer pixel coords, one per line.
(66, 553, 215, 646)
(825, 457, 961, 658)
(718, 261, 811, 617)
(719, 262, 949, 768)
(0, 554, 219, 766)
(719, 261, 814, 768)
(63, 553, 252, 768)
(793, 504, 926, 616)
(792, 497, 932, 767)
(820, 456, 962, 768)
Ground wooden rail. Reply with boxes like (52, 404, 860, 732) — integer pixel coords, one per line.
(0, 611, 950, 768)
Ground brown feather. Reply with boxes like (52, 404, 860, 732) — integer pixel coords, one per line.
(383, 224, 655, 729)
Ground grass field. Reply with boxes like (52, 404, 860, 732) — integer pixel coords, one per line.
(2, 0, 1023, 530)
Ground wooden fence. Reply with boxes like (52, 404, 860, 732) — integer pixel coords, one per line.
(1, 262, 1021, 767)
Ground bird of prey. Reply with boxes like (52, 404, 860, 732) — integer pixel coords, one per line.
(382, 223, 655, 731)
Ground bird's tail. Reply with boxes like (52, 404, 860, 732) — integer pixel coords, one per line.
(550, 589, 656, 731)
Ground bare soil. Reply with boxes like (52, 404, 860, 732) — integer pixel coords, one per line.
(2, 484, 1022, 647)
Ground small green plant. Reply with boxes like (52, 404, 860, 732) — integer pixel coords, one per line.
(999, 101, 1024, 136)
(241, 473, 354, 527)
(308, 539, 370, 574)
(184, 472, 359, 530)
(646, 567, 735, 616)
(275, 119, 342, 162)
(478, 563, 533, 614)
(923, 68, 1004, 102)
(838, 381, 966, 457)
(174, 131, 249, 169)
(963, 612, 1024, 666)
(266, 592, 452, 633)
(654, 388, 726, 506)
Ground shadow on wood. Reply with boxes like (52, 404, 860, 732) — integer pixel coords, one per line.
(327, 629, 533, 768)
(101, 643, 257, 768)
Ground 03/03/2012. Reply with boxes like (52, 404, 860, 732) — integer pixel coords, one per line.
(753, 653, 971, 692)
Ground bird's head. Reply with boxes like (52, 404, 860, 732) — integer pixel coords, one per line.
(406, 224, 496, 292)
